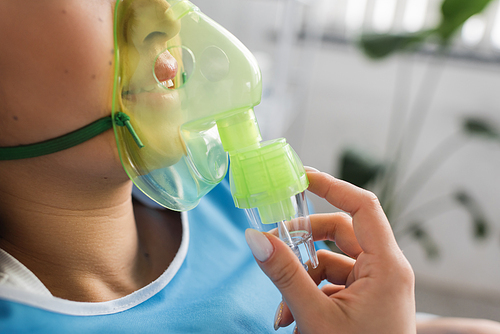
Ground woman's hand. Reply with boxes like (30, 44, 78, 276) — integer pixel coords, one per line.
(245, 168, 416, 333)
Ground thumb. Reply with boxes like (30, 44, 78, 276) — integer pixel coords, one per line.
(245, 229, 324, 321)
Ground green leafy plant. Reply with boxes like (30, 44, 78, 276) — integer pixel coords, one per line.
(339, 0, 497, 258)
(360, 0, 495, 58)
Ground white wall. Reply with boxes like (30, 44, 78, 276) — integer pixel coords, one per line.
(193, 0, 500, 320)
(295, 44, 500, 320)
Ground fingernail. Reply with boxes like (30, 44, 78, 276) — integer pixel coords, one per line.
(304, 166, 320, 173)
(273, 301, 283, 330)
(245, 229, 274, 262)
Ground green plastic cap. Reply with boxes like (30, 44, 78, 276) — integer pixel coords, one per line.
(228, 138, 309, 224)
(216, 108, 262, 152)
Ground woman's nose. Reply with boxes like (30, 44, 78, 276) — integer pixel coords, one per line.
(154, 50, 178, 83)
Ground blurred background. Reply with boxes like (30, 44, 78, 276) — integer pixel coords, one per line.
(194, 0, 500, 321)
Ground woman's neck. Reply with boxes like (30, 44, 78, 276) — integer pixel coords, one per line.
(0, 159, 182, 302)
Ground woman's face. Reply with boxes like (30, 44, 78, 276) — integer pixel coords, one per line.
(117, 0, 185, 171)
(0, 1, 116, 147)
(0, 1, 121, 179)
(0, 0, 184, 179)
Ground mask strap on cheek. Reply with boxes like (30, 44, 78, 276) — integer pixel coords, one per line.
(0, 111, 142, 160)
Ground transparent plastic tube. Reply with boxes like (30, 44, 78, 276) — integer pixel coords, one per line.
(245, 191, 319, 270)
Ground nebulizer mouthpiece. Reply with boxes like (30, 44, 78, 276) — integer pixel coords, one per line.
(112, 0, 318, 269)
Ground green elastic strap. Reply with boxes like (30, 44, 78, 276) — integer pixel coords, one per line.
(114, 112, 144, 148)
(0, 112, 142, 161)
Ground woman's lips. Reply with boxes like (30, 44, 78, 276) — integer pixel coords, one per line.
(122, 81, 180, 112)
(123, 79, 174, 97)
(143, 79, 174, 92)
(121, 49, 179, 107)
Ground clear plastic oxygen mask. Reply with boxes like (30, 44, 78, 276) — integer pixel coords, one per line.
(112, 0, 319, 269)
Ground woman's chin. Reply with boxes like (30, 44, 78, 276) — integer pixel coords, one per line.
(135, 139, 185, 175)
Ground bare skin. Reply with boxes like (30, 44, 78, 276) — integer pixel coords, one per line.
(0, 0, 182, 302)
(0, 173, 181, 302)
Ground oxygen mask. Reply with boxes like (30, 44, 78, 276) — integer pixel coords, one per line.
(112, 0, 318, 268)
(0, 0, 318, 269)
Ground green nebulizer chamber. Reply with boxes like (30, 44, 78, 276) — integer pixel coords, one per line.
(217, 110, 319, 269)
(112, 0, 318, 269)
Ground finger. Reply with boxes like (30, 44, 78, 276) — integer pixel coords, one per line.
(275, 300, 295, 329)
(245, 229, 334, 324)
(306, 169, 399, 256)
(320, 284, 344, 296)
(269, 212, 362, 258)
(307, 249, 355, 286)
(276, 282, 346, 329)
(309, 212, 362, 258)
